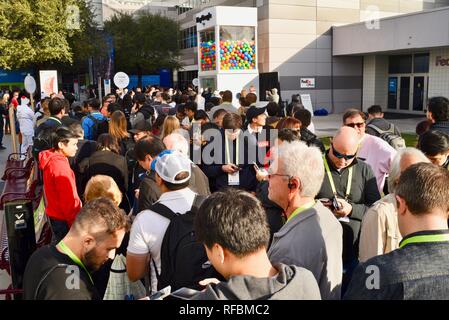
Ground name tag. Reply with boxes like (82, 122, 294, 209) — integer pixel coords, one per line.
(228, 172, 240, 186)
(258, 141, 269, 148)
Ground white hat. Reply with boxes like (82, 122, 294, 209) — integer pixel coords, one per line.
(151, 150, 191, 184)
(21, 96, 30, 105)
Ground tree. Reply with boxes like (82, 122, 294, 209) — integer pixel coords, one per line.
(0, 0, 106, 72)
(104, 12, 181, 87)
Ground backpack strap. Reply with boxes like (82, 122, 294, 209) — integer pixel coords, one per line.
(87, 114, 99, 125)
(367, 122, 395, 135)
(150, 202, 177, 221)
(149, 202, 177, 283)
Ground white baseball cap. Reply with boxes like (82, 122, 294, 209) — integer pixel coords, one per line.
(151, 150, 191, 184)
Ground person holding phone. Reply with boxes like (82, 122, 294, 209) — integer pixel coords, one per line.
(202, 113, 258, 192)
(316, 126, 381, 294)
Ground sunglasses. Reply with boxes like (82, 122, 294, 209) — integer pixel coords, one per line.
(331, 144, 356, 160)
(345, 122, 365, 128)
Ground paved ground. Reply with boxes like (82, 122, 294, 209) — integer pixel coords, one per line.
(0, 132, 15, 299)
(313, 113, 425, 138)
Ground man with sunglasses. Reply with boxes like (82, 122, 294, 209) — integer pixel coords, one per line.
(343, 109, 396, 194)
(317, 126, 381, 295)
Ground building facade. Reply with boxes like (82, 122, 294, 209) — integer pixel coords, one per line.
(334, 6, 449, 114)
(178, 0, 449, 113)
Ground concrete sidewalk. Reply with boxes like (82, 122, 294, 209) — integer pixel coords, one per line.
(0, 132, 14, 300)
(312, 113, 425, 138)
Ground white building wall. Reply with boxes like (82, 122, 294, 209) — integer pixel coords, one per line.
(429, 48, 449, 99)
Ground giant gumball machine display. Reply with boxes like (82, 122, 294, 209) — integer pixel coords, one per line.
(196, 6, 259, 106)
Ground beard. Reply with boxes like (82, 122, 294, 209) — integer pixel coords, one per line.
(83, 247, 107, 272)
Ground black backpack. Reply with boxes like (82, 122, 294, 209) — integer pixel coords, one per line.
(32, 124, 58, 160)
(150, 195, 221, 291)
(87, 115, 106, 141)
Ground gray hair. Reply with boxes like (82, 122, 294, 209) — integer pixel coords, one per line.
(164, 132, 189, 157)
(388, 147, 429, 193)
(277, 141, 324, 198)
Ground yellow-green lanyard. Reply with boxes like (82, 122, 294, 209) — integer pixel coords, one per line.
(225, 133, 239, 165)
(57, 240, 94, 285)
(323, 156, 353, 201)
(399, 234, 449, 248)
(287, 201, 316, 223)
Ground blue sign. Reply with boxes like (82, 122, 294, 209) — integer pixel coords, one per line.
(128, 75, 160, 89)
(0, 69, 33, 83)
(389, 78, 397, 93)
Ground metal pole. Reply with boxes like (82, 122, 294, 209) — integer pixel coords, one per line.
(98, 76, 102, 105)
(8, 106, 18, 158)
(29, 94, 34, 112)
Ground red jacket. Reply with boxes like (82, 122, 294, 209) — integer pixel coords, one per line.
(39, 149, 81, 227)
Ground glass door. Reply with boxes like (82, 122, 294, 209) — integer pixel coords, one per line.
(399, 77, 410, 110)
(387, 77, 398, 110)
(412, 76, 425, 111)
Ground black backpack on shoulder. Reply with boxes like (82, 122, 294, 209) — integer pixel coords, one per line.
(87, 115, 106, 141)
(150, 195, 221, 291)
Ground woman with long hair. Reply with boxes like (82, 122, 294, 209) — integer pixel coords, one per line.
(109, 110, 133, 155)
(79, 133, 129, 212)
(160, 115, 181, 140)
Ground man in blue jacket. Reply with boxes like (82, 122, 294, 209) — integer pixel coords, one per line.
(81, 98, 106, 141)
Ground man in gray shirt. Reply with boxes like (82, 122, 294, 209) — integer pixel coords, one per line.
(267, 140, 343, 300)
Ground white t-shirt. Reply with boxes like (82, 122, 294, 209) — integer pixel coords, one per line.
(127, 187, 196, 293)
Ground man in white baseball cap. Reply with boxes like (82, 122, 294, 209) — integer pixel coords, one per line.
(127, 150, 198, 292)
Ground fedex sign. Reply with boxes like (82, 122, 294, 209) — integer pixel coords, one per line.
(436, 56, 449, 67)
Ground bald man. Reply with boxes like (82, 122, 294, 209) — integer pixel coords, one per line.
(163, 133, 211, 197)
(316, 126, 381, 294)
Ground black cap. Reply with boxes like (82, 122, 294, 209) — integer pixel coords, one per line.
(246, 106, 267, 122)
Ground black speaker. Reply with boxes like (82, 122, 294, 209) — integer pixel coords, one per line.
(4, 200, 36, 296)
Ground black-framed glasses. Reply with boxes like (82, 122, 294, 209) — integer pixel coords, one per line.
(331, 144, 356, 160)
(345, 122, 365, 128)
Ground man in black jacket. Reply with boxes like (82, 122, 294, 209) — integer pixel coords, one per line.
(316, 126, 380, 292)
(23, 198, 129, 300)
(133, 135, 166, 213)
(202, 113, 259, 192)
(345, 162, 449, 300)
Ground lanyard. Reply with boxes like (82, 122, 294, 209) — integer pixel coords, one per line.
(225, 133, 239, 165)
(49, 116, 62, 125)
(287, 201, 316, 223)
(399, 234, 449, 248)
(323, 156, 352, 200)
(57, 241, 94, 285)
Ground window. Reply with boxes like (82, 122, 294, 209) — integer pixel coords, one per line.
(413, 53, 429, 73)
(389, 55, 412, 74)
(180, 26, 197, 49)
(388, 53, 429, 74)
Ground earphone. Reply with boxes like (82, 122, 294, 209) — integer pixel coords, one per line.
(287, 178, 293, 189)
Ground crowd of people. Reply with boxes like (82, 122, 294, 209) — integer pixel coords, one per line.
(2, 85, 449, 300)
